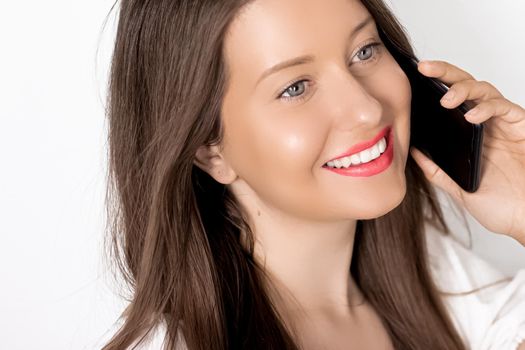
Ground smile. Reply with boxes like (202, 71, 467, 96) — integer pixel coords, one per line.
(322, 127, 394, 177)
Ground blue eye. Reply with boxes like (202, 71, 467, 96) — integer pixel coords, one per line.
(281, 81, 307, 99)
(355, 45, 374, 61)
(277, 41, 383, 102)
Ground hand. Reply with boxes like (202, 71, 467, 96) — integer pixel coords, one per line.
(410, 60, 525, 245)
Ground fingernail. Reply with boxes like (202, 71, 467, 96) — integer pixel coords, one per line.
(465, 108, 478, 117)
(441, 90, 455, 102)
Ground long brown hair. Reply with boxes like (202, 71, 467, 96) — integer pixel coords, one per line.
(101, 0, 467, 349)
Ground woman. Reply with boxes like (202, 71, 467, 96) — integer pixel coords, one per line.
(100, 0, 525, 349)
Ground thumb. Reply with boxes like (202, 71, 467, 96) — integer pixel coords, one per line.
(410, 146, 465, 205)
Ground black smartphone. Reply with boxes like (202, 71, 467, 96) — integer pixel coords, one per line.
(395, 55, 484, 193)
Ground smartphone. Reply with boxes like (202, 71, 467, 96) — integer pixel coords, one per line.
(394, 55, 484, 193)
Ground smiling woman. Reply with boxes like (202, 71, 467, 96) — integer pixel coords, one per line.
(98, 0, 525, 349)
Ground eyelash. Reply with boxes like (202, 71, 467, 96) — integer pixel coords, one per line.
(277, 41, 383, 103)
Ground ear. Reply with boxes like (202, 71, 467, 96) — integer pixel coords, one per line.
(194, 144, 237, 185)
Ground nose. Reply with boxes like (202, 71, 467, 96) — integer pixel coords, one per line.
(327, 68, 383, 130)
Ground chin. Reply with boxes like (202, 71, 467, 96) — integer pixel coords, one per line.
(357, 177, 407, 220)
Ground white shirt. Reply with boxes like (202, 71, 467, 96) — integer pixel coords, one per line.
(425, 222, 525, 349)
(95, 222, 525, 349)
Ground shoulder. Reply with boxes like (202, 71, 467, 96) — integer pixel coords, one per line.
(424, 221, 525, 350)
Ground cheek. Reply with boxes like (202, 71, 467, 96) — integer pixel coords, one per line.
(372, 57, 412, 119)
(228, 105, 325, 178)
(371, 59, 412, 158)
(391, 69, 412, 113)
(221, 99, 329, 216)
(392, 67, 412, 158)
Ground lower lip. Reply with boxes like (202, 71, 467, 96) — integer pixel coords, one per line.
(322, 128, 394, 177)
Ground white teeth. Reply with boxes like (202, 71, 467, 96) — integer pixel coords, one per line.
(359, 148, 372, 163)
(326, 137, 387, 169)
(370, 144, 380, 158)
(350, 154, 361, 165)
(378, 138, 386, 153)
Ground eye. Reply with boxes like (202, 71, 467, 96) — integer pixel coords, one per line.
(277, 41, 383, 103)
(350, 42, 383, 65)
(355, 45, 374, 62)
(279, 80, 309, 101)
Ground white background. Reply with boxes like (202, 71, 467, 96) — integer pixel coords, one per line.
(0, 1, 523, 349)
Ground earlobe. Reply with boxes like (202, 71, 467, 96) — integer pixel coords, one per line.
(194, 144, 237, 184)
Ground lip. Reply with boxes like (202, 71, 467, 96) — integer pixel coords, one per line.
(322, 127, 394, 177)
(324, 126, 391, 164)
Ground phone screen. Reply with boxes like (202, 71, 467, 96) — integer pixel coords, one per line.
(393, 54, 484, 193)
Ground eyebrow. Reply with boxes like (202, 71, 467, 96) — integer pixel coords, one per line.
(255, 15, 375, 87)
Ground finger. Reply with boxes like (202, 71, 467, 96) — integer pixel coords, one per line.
(417, 60, 475, 87)
(410, 146, 466, 205)
(465, 98, 525, 125)
(439, 80, 504, 109)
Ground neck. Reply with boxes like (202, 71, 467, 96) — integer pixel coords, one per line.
(242, 208, 364, 323)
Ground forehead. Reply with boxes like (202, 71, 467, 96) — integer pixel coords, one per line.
(223, 0, 372, 84)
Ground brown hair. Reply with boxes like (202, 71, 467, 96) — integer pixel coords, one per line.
(101, 0, 467, 349)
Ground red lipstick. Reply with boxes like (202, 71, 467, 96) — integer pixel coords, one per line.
(322, 126, 394, 177)
(325, 126, 391, 163)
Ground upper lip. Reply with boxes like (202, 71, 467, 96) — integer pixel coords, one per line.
(324, 126, 391, 164)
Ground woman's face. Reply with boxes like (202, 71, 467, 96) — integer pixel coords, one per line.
(219, 0, 412, 221)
